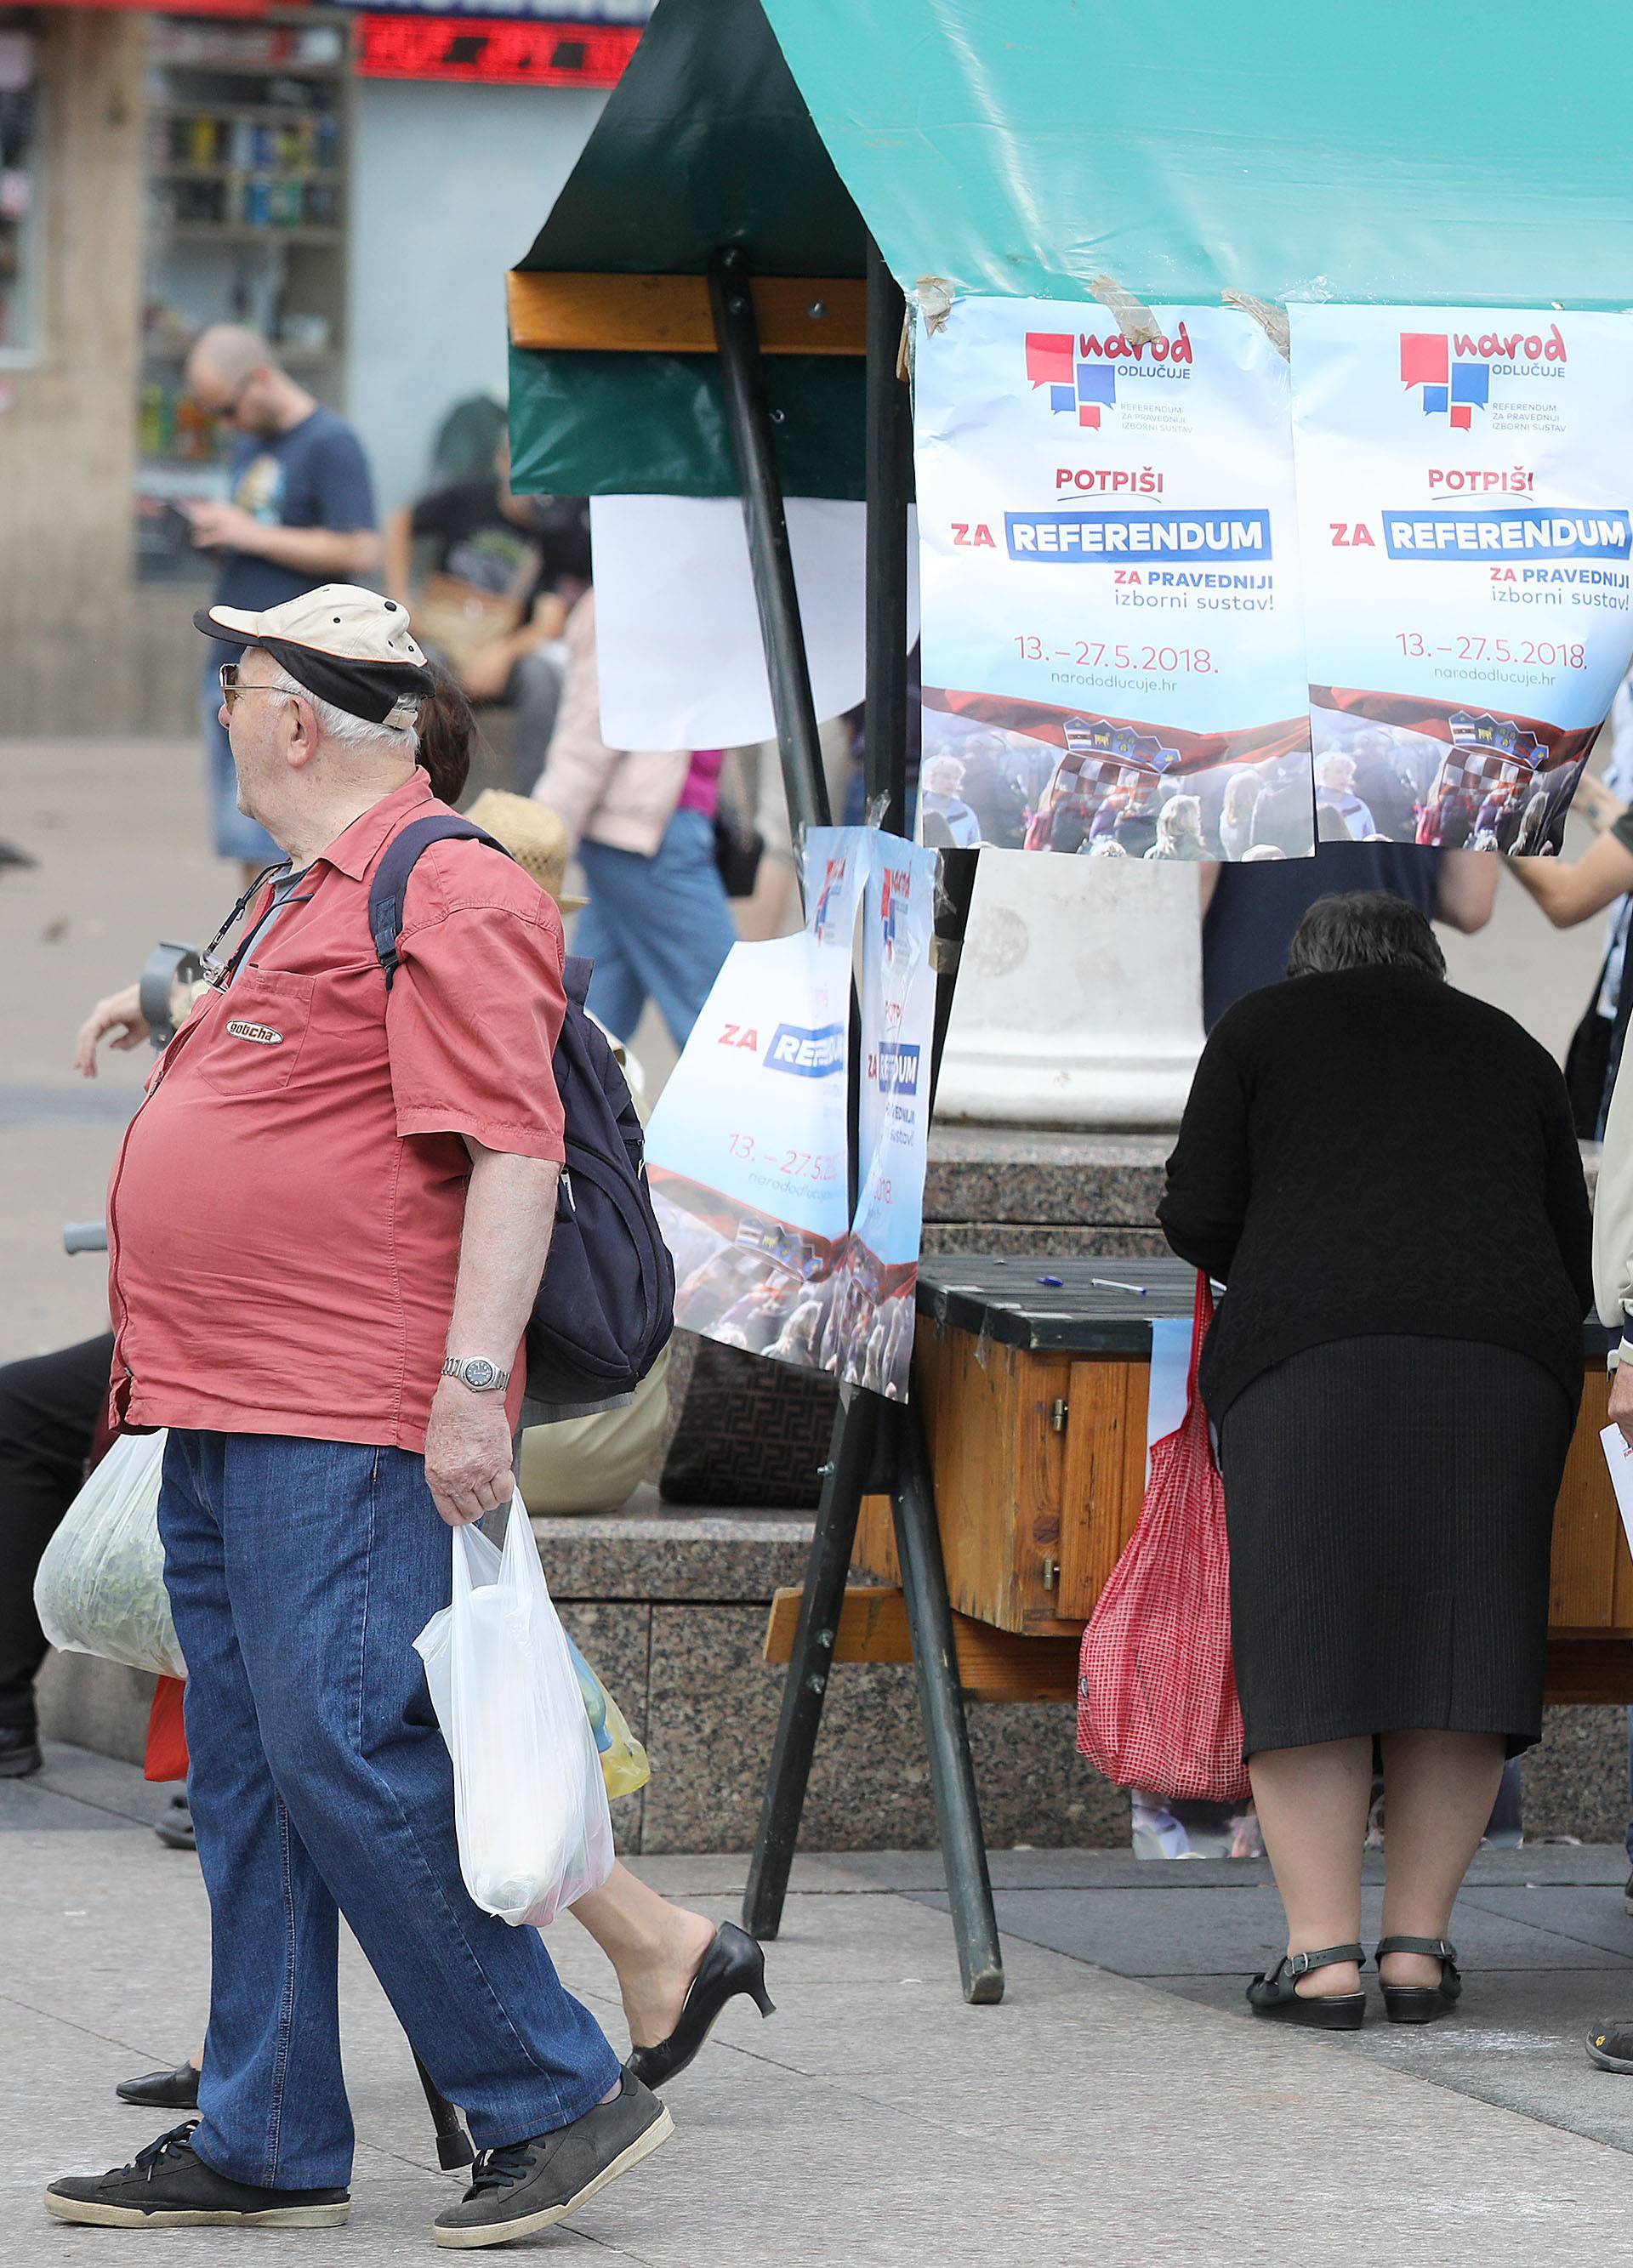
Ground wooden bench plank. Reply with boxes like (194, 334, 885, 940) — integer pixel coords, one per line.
(763, 1584, 1081, 1704)
(507, 270, 866, 355)
(764, 1589, 1633, 1708)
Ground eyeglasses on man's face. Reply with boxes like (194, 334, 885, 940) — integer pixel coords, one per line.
(218, 662, 291, 711)
(196, 372, 256, 425)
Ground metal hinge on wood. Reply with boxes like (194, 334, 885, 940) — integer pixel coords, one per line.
(1050, 1398, 1069, 1434)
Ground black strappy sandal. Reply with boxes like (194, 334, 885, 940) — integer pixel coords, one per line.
(1375, 1935, 1462, 2023)
(1246, 1943, 1367, 2030)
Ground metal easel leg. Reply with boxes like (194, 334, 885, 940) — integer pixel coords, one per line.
(743, 1389, 879, 1938)
(887, 1399, 1004, 2004)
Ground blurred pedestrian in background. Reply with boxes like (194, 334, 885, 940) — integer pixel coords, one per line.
(1200, 839, 1496, 1030)
(1504, 765, 1633, 1135)
(533, 591, 736, 1049)
(182, 326, 380, 884)
(384, 438, 589, 794)
(1161, 891, 1590, 2028)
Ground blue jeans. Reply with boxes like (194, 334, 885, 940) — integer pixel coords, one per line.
(157, 1432, 620, 2191)
(201, 653, 282, 865)
(572, 806, 736, 1049)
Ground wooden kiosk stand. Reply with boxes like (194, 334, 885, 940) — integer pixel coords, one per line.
(761, 1258, 1633, 1984)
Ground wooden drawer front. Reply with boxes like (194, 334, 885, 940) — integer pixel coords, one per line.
(853, 1322, 1075, 1633)
(1550, 1367, 1630, 1631)
(1056, 1356, 1147, 1621)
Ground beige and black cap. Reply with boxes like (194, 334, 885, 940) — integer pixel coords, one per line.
(195, 583, 435, 728)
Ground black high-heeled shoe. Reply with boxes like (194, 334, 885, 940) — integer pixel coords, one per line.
(624, 1923, 775, 2088)
(1376, 1935, 1462, 2023)
(116, 2061, 200, 2110)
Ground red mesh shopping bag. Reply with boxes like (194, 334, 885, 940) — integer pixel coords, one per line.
(1076, 1271, 1249, 1802)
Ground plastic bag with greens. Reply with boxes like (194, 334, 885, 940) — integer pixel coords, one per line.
(35, 1430, 184, 1680)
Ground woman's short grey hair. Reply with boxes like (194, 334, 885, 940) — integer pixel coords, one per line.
(1286, 890, 1446, 982)
(271, 666, 418, 765)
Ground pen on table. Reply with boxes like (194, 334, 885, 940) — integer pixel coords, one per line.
(1090, 1277, 1149, 1295)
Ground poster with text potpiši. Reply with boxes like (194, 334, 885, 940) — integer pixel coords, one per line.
(1289, 304, 1633, 853)
(914, 297, 1314, 865)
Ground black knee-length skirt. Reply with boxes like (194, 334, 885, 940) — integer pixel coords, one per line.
(1215, 1335, 1578, 1759)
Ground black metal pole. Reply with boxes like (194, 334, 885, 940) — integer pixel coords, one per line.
(862, 236, 910, 836)
(888, 1399, 1004, 2004)
(708, 244, 831, 882)
(411, 2049, 474, 2170)
(743, 1387, 879, 1938)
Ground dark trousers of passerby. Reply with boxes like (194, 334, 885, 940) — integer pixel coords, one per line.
(0, 1334, 111, 1734)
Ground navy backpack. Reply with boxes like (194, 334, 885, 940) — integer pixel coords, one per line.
(369, 815, 674, 1421)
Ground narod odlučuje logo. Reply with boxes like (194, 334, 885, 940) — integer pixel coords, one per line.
(1399, 324, 1567, 427)
(1025, 322, 1194, 429)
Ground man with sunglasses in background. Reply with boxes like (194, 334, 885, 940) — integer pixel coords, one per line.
(183, 326, 380, 886)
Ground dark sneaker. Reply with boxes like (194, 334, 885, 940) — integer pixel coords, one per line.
(1624, 1872, 1633, 1919)
(46, 2121, 350, 2229)
(0, 1726, 42, 1778)
(432, 2072, 671, 2249)
(1588, 2022, 1633, 2072)
(154, 1794, 195, 1850)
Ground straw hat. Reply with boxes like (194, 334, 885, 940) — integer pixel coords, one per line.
(464, 789, 585, 913)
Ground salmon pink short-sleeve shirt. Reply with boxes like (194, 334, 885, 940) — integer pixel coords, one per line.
(106, 772, 566, 1451)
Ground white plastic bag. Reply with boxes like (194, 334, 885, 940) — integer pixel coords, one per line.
(33, 1430, 185, 1680)
(414, 1496, 613, 1928)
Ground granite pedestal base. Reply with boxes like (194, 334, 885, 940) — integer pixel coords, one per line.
(923, 1123, 1171, 1259)
(34, 1492, 1631, 1853)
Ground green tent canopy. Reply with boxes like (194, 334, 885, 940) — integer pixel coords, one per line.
(507, 0, 869, 500)
(760, 0, 1633, 312)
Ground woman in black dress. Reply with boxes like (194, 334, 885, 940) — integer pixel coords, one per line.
(1160, 891, 1592, 2027)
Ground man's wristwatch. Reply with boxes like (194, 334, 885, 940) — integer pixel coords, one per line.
(441, 1356, 511, 1394)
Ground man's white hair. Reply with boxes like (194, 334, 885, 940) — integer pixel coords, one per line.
(270, 666, 418, 763)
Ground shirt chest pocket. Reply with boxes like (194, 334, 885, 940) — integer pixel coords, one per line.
(196, 969, 315, 1096)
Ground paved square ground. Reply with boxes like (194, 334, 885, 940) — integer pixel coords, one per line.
(9, 1747, 1633, 2267)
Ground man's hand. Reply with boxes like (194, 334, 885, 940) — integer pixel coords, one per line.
(185, 499, 264, 554)
(1610, 1358, 1633, 1451)
(75, 984, 149, 1077)
(459, 640, 516, 705)
(423, 1379, 515, 1526)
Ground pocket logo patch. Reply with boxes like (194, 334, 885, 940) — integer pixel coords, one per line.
(226, 1019, 283, 1046)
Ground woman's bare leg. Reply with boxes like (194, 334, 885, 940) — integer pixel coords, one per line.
(1247, 1737, 1372, 1996)
(1378, 1730, 1505, 1987)
(571, 1860, 720, 2047)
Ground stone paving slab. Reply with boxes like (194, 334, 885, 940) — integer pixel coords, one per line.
(11, 1754, 1633, 2265)
(913, 1879, 1633, 1979)
(911, 1867, 1633, 2170)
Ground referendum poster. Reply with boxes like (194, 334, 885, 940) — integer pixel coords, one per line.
(645, 828, 866, 1372)
(831, 835, 936, 1401)
(1289, 304, 1633, 852)
(913, 296, 1314, 862)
